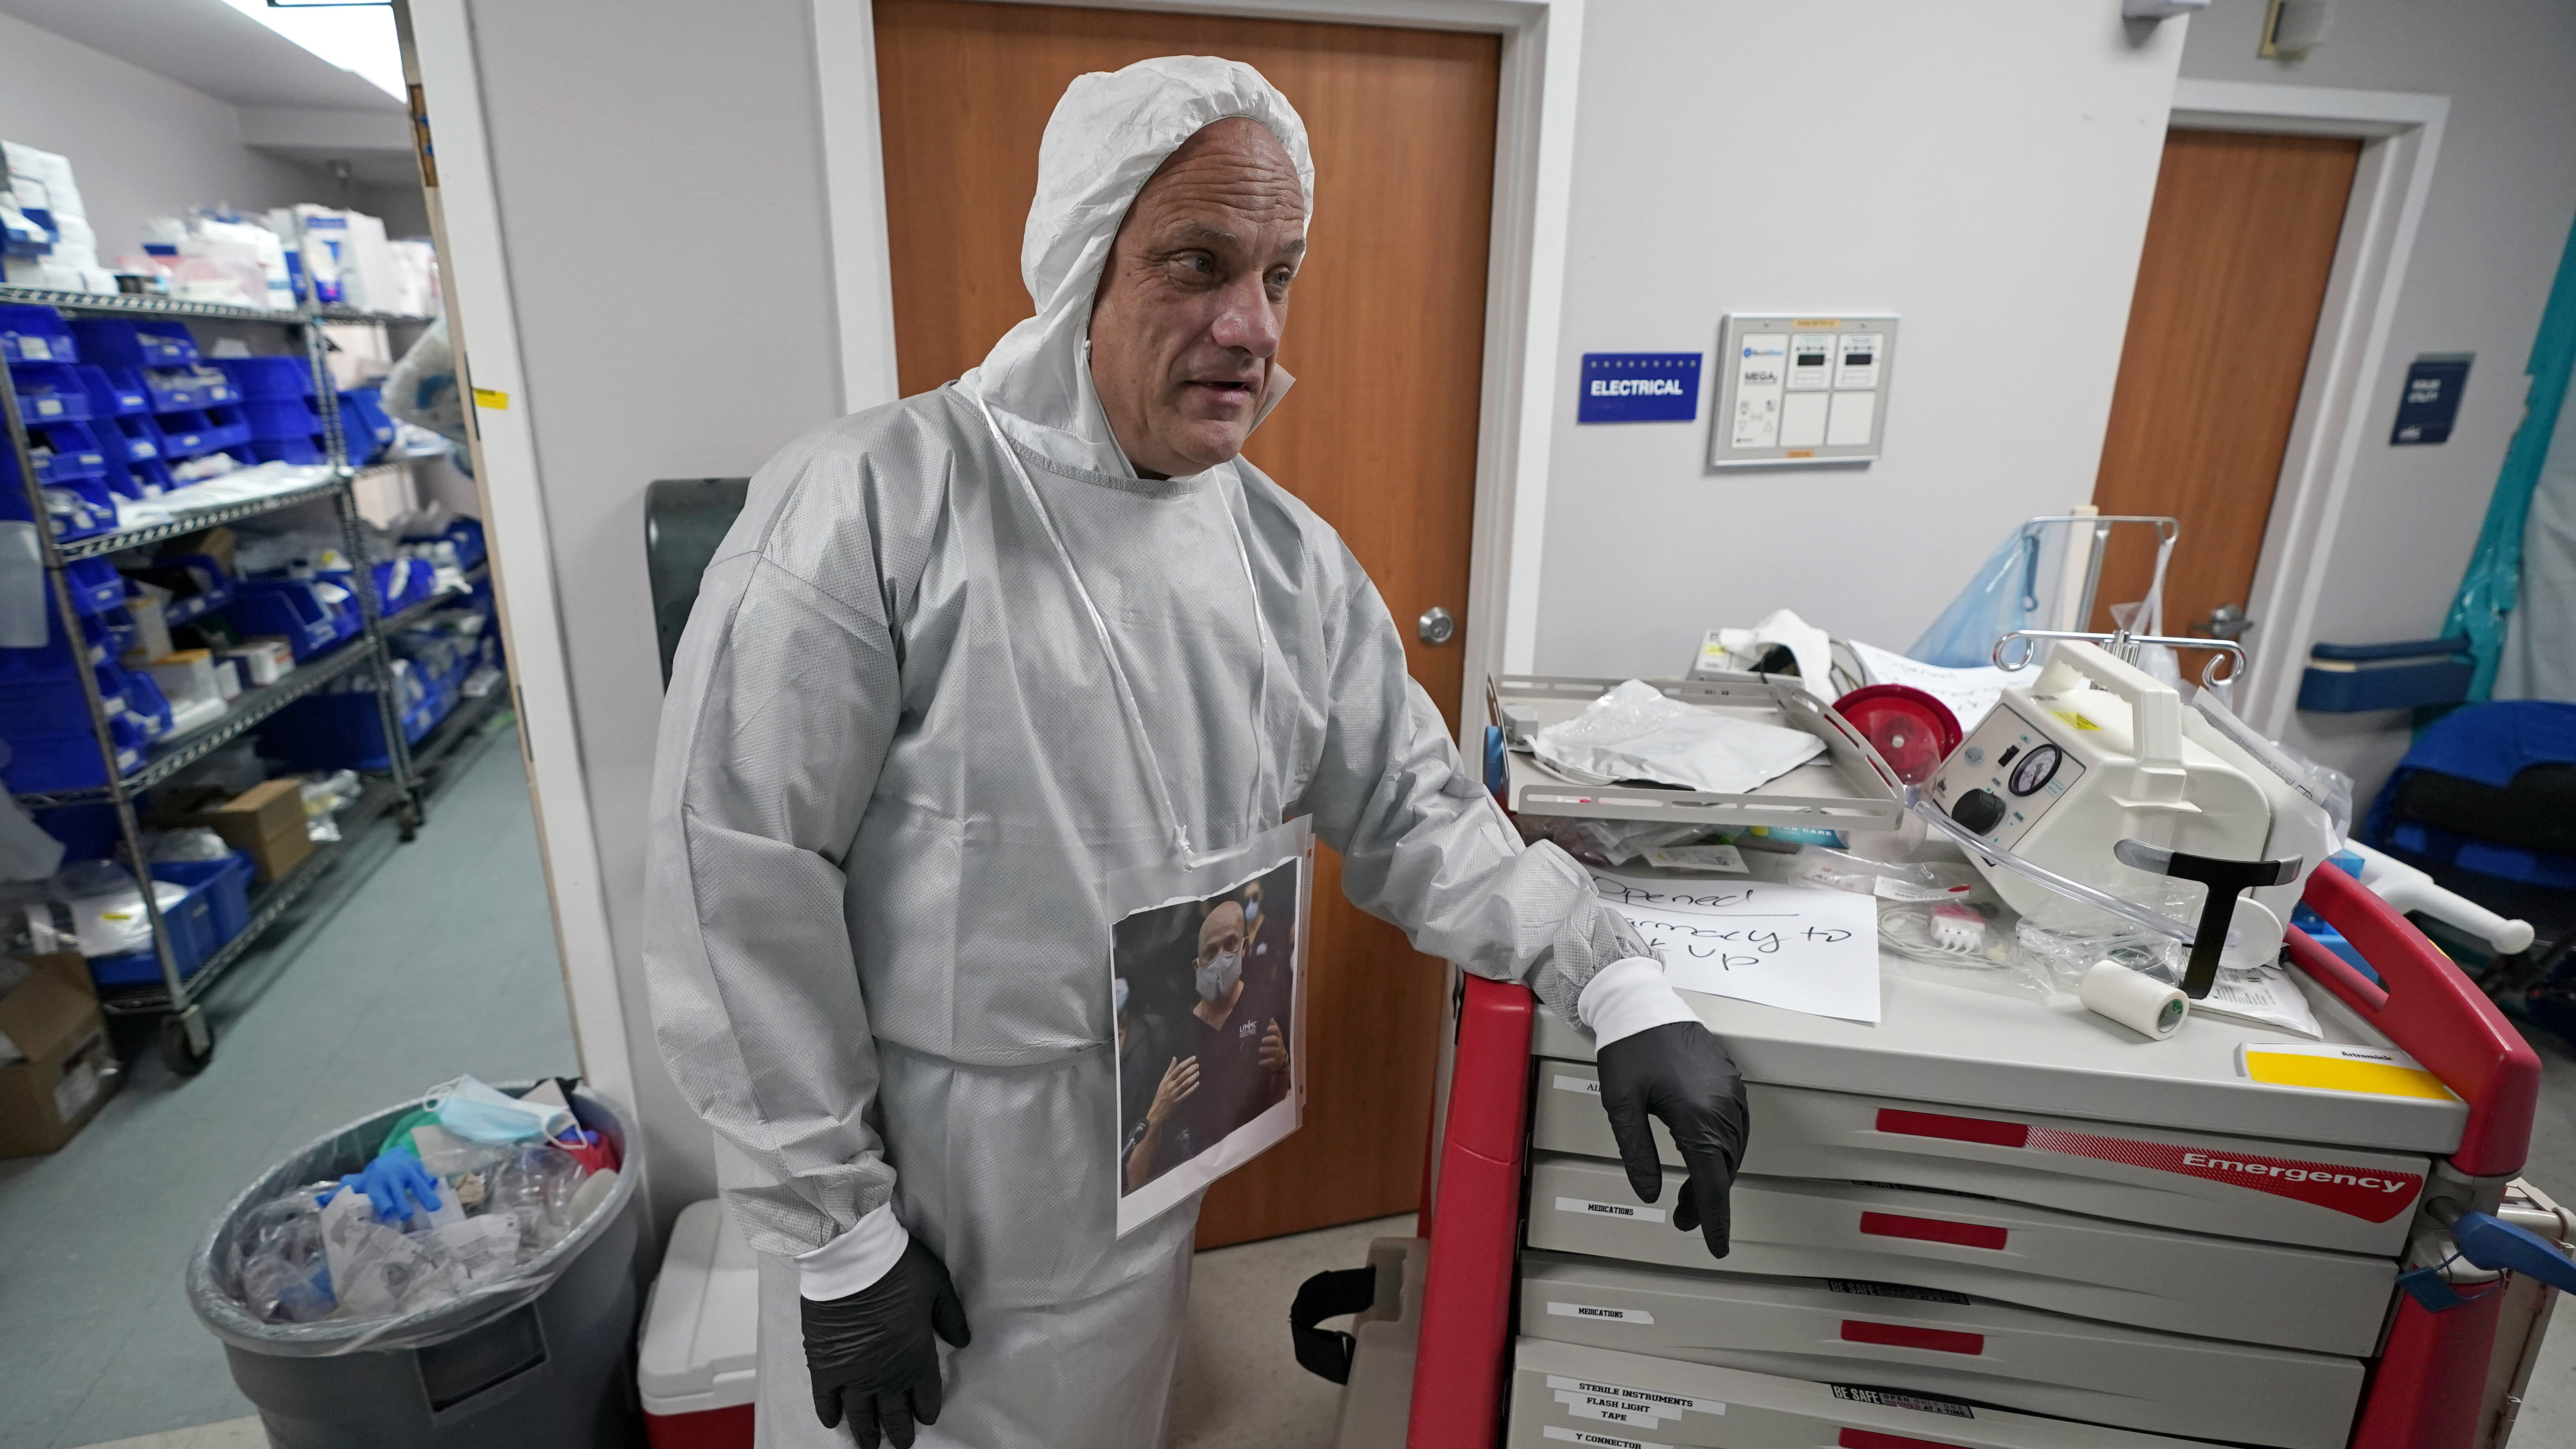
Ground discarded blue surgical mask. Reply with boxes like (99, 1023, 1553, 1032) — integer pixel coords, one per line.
(423, 1075, 575, 1145)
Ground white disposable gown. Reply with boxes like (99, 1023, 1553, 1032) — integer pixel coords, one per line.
(644, 57, 1652, 1448)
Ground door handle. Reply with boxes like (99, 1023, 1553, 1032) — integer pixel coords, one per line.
(2197, 602, 2254, 641)
(1417, 606, 1456, 646)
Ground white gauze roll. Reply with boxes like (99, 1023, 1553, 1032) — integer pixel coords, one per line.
(2080, 960, 2187, 1040)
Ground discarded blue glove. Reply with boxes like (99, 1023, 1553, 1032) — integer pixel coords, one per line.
(333, 1149, 446, 1224)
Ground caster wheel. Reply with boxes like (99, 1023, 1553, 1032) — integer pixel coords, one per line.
(397, 801, 422, 843)
(159, 1008, 215, 1076)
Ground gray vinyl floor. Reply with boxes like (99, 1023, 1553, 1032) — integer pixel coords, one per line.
(0, 723, 576, 1449)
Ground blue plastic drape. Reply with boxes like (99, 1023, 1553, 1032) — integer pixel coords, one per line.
(2443, 209, 2576, 701)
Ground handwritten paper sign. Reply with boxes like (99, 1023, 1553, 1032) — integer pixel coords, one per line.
(1593, 871, 1882, 1024)
(1847, 638, 2014, 734)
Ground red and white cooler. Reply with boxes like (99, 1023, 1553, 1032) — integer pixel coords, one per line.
(639, 1199, 760, 1449)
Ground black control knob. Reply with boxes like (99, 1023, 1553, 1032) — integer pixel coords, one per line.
(1950, 788, 2006, 835)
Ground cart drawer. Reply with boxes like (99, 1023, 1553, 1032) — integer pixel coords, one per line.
(1519, 1252, 2361, 1449)
(1534, 1063, 2427, 1257)
(1526, 1155, 2392, 1356)
(1508, 1337, 2207, 1449)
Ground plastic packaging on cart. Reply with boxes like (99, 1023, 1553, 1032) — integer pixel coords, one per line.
(1515, 814, 1727, 869)
(1530, 679, 1825, 793)
(48, 859, 189, 958)
(197, 1078, 632, 1355)
(1908, 523, 2072, 668)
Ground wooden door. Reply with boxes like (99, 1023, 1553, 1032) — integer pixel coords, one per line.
(874, 0, 1500, 1247)
(2091, 129, 2360, 665)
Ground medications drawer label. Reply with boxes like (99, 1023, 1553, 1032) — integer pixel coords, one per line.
(1544, 1427, 1672, 1449)
(1546, 1376, 1724, 1417)
(1556, 1196, 1665, 1224)
(1875, 1106, 2425, 1222)
(1547, 1301, 1655, 1324)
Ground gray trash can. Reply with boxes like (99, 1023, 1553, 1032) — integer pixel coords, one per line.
(187, 1081, 647, 1448)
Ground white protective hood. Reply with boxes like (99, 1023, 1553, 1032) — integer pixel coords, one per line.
(966, 55, 1315, 475)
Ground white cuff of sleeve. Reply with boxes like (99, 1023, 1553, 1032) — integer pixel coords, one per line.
(1578, 957, 1701, 1048)
(794, 1201, 911, 1301)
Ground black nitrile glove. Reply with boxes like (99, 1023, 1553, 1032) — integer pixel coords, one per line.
(1595, 1021, 1749, 1259)
(802, 1237, 973, 1449)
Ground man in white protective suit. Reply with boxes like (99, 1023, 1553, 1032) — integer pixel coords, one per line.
(644, 56, 1748, 1449)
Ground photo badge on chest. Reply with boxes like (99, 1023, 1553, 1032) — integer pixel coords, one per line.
(1105, 814, 1312, 1235)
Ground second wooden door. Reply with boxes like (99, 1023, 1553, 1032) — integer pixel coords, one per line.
(872, 0, 1501, 1247)
(2090, 129, 2361, 666)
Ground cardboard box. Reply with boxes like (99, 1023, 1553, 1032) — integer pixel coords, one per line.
(0, 953, 119, 1158)
(176, 778, 313, 884)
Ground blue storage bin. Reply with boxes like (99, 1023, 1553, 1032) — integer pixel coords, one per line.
(213, 356, 315, 401)
(133, 552, 235, 627)
(73, 364, 139, 420)
(28, 803, 123, 863)
(11, 361, 92, 422)
(155, 852, 256, 947)
(86, 866, 222, 990)
(0, 305, 76, 363)
(0, 714, 145, 794)
(111, 411, 166, 463)
(96, 365, 150, 414)
(0, 461, 117, 540)
(69, 318, 197, 368)
(200, 404, 253, 453)
(338, 387, 396, 464)
(22, 420, 110, 483)
(240, 397, 324, 439)
(262, 686, 436, 772)
(144, 365, 238, 412)
(224, 579, 359, 659)
(61, 556, 122, 614)
(155, 410, 217, 459)
(247, 436, 327, 466)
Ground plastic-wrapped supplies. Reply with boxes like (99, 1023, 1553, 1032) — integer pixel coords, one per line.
(1530, 679, 1824, 794)
(189, 1080, 637, 1357)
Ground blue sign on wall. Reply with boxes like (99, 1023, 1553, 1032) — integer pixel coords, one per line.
(1580, 353, 1702, 423)
(2392, 353, 2472, 445)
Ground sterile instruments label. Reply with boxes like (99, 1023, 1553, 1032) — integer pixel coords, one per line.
(1546, 1376, 1723, 1417)
(1556, 1196, 1665, 1224)
(1548, 1301, 1655, 1325)
(1543, 1427, 1671, 1449)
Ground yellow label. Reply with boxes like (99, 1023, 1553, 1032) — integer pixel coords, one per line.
(2049, 710, 2103, 731)
(472, 387, 510, 410)
(2242, 1045, 2457, 1101)
(1790, 318, 1841, 328)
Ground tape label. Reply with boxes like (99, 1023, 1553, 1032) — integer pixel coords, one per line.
(1542, 1426, 1670, 1449)
(1548, 1301, 1655, 1324)
(1556, 1196, 1666, 1224)
(1554, 1074, 1602, 1096)
(1545, 1376, 1723, 1416)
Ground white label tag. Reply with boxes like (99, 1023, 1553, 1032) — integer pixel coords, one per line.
(20, 337, 49, 359)
(1556, 1196, 1665, 1224)
(1544, 1426, 1670, 1449)
(36, 398, 60, 416)
(1545, 1375, 1723, 1415)
(1553, 1073, 1602, 1096)
(1556, 1392, 1679, 1423)
(1641, 844, 1749, 873)
(1549, 1301, 1654, 1325)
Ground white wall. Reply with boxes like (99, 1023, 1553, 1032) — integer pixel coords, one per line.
(454, 0, 849, 1218)
(1531, 1, 2188, 678)
(0, 10, 335, 264)
(2179, 0, 2576, 797)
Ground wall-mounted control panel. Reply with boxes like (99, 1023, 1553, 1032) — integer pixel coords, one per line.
(1709, 313, 1897, 469)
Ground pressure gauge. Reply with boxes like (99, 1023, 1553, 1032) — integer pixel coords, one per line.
(2008, 743, 2063, 796)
